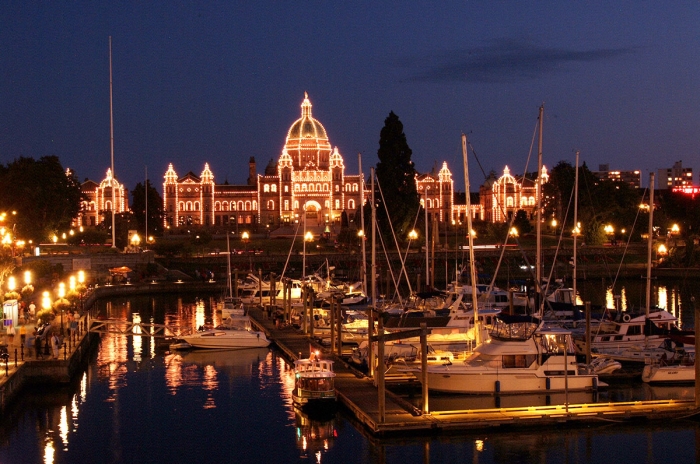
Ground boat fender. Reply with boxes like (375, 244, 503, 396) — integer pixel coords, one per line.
(494, 380, 500, 393)
(622, 314, 631, 322)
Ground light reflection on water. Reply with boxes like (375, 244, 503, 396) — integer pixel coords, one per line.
(1, 291, 700, 463)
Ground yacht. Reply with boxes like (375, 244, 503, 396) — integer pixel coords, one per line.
(406, 314, 602, 394)
(180, 317, 270, 349)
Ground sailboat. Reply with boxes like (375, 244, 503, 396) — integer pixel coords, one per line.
(218, 233, 245, 319)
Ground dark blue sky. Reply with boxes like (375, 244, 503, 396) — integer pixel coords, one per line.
(1, 1, 699, 193)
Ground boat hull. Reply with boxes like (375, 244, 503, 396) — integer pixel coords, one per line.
(180, 331, 270, 349)
(423, 367, 599, 394)
(642, 364, 695, 384)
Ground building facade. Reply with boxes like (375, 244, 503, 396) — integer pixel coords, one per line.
(593, 164, 641, 189)
(77, 168, 129, 227)
(479, 166, 548, 223)
(162, 94, 366, 231)
(658, 160, 693, 190)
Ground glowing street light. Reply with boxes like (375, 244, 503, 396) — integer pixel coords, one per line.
(408, 230, 418, 240)
(7, 276, 16, 292)
(509, 227, 519, 238)
(658, 243, 668, 256)
(671, 224, 680, 235)
(24, 270, 31, 285)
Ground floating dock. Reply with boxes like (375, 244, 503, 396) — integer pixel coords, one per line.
(246, 307, 700, 436)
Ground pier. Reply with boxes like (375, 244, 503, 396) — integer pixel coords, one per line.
(245, 306, 700, 436)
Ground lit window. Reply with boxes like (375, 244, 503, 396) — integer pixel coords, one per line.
(264, 184, 270, 192)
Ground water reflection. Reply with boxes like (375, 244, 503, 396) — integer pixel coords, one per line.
(294, 407, 336, 462)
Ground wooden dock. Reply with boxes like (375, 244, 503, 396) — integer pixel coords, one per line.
(246, 306, 700, 436)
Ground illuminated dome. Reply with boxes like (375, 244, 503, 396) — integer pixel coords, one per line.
(283, 93, 332, 170)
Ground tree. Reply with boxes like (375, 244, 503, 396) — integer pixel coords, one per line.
(374, 112, 419, 238)
(131, 180, 165, 237)
(513, 209, 532, 235)
(0, 156, 83, 243)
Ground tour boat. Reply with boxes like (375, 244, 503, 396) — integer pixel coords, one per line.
(180, 317, 270, 349)
(292, 351, 337, 413)
(407, 314, 602, 394)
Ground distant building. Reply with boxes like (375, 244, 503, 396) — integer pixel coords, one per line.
(479, 166, 548, 223)
(658, 161, 693, 190)
(593, 164, 641, 188)
(76, 168, 129, 227)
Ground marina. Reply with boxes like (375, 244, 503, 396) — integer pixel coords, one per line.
(2, 289, 700, 463)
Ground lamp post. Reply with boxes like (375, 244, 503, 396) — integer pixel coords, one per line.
(77, 270, 85, 313)
(58, 282, 66, 336)
(241, 231, 250, 270)
(303, 231, 313, 281)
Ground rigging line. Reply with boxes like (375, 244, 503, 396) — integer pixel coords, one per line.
(399, 206, 422, 288)
(280, 218, 303, 278)
(375, 174, 413, 295)
(479, 117, 540, 297)
(541, 168, 576, 314)
(376, 219, 403, 303)
(610, 185, 648, 293)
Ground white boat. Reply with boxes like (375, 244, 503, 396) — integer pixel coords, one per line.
(407, 314, 602, 394)
(180, 317, 270, 349)
(642, 357, 695, 384)
(292, 351, 337, 412)
(572, 308, 680, 356)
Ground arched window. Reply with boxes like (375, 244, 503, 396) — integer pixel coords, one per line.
(353, 183, 358, 192)
(284, 185, 289, 192)
(294, 200, 299, 209)
(194, 201, 200, 211)
(294, 184, 300, 192)
(309, 184, 315, 192)
(323, 184, 329, 191)
(302, 184, 307, 192)
(267, 200, 275, 210)
(345, 184, 351, 192)
(324, 200, 330, 208)
(215, 201, 221, 211)
(238, 201, 244, 211)
(529, 196, 535, 206)
(316, 183, 321, 192)
(245, 201, 251, 210)
(271, 184, 277, 192)
(335, 199, 340, 209)
(230, 202, 236, 211)
(178, 201, 185, 211)
(105, 200, 113, 210)
(427, 199, 433, 208)
(506, 197, 513, 208)
(348, 199, 355, 210)
(335, 185, 339, 192)
(284, 200, 289, 211)
(263, 184, 270, 192)
(252, 201, 257, 210)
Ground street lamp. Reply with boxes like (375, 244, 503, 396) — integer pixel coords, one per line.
(58, 282, 66, 336)
(241, 231, 250, 270)
(509, 227, 519, 238)
(302, 231, 313, 280)
(408, 230, 418, 241)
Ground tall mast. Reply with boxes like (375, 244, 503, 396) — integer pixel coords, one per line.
(109, 36, 116, 249)
(536, 104, 544, 312)
(573, 151, 579, 305)
(645, 172, 655, 317)
(462, 134, 480, 345)
(145, 166, 148, 249)
(424, 187, 429, 290)
(359, 153, 367, 298)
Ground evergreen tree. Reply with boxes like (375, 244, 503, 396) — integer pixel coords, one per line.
(131, 180, 165, 236)
(374, 112, 419, 238)
(0, 156, 83, 243)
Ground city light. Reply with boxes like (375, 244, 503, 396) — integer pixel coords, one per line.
(408, 230, 418, 240)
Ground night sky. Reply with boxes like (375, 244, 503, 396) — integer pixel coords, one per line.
(1, 2, 699, 193)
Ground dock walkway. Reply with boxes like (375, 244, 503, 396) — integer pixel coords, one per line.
(246, 307, 700, 436)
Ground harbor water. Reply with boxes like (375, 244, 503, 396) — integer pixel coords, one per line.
(1, 279, 700, 464)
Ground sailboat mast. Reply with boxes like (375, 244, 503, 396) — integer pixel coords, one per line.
(462, 134, 480, 345)
(109, 36, 116, 249)
(536, 104, 544, 313)
(227, 233, 233, 299)
(359, 153, 367, 298)
(645, 172, 655, 317)
(573, 151, 579, 305)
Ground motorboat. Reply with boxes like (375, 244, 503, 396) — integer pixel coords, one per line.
(292, 351, 337, 413)
(180, 317, 270, 349)
(572, 308, 681, 356)
(406, 314, 602, 394)
(642, 357, 695, 384)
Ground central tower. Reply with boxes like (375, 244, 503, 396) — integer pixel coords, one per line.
(283, 92, 332, 170)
